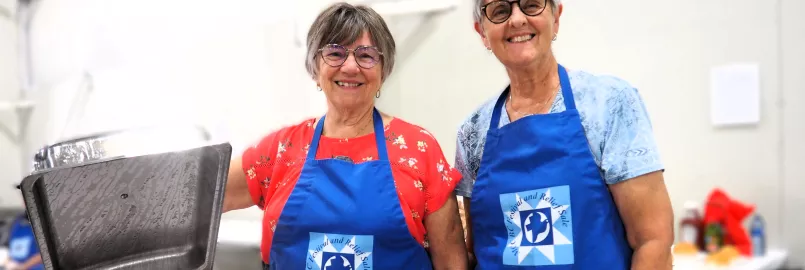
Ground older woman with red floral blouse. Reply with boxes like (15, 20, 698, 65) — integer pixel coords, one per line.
(220, 3, 468, 270)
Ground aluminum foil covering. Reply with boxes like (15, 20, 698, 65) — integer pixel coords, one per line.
(32, 126, 211, 173)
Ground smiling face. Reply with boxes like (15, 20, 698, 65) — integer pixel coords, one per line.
(316, 31, 383, 110)
(304, 3, 396, 113)
(475, 0, 562, 68)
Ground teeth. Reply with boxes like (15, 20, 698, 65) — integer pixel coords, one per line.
(336, 81, 361, 87)
(509, 35, 533, 43)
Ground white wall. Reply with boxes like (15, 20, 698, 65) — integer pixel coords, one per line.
(781, 0, 805, 263)
(0, 0, 23, 207)
(384, 0, 804, 266)
(8, 0, 435, 222)
(19, 0, 339, 220)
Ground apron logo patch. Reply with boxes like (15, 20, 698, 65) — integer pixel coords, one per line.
(307, 233, 373, 270)
(9, 237, 32, 259)
(499, 185, 574, 266)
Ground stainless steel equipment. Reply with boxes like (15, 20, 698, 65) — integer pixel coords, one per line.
(31, 125, 211, 173)
(19, 126, 230, 270)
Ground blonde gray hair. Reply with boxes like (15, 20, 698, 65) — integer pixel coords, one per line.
(305, 2, 396, 82)
(472, 0, 560, 24)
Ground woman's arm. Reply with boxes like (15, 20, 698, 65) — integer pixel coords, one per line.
(609, 171, 674, 270)
(425, 194, 468, 270)
(454, 125, 478, 267)
(222, 128, 283, 213)
(459, 198, 475, 268)
(222, 158, 255, 212)
(592, 79, 673, 269)
(19, 254, 43, 270)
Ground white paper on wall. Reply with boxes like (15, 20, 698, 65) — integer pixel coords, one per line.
(710, 63, 761, 127)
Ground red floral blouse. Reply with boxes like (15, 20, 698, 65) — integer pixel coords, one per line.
(241, 117, 462, 263)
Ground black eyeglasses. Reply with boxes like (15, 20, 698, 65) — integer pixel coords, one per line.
(481, 0, 548, 24)
(318, 44, 383, 69)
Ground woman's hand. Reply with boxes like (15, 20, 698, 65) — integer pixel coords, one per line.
(425, 194, 468, 270)
(222, 158, 256, 212)
(5, 261, 22, 270)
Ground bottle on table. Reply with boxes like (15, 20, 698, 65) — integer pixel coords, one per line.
(679, 201, 704, 251)
(750, 214, 766, 257)
(704, 223, 725, 254)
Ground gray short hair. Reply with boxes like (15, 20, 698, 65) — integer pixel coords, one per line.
(472, 0, 560, 24)
(305, 2, 396, 82)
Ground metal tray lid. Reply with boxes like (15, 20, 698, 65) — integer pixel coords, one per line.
(19, 127, 231, 270)
(31, 125, 211, 173)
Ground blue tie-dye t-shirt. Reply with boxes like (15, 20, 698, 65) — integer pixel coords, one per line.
(454, 69, 664, 198)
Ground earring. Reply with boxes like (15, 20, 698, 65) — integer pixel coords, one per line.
(375, 91, 381, 98)
(486, 47, 492, 54)
(317, 86, 322, 91)
(552, 34, 557, 41)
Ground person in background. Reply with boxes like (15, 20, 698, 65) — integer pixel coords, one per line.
(455, 0, 674, 269)
(3, 190, 44, 270)
(221, 2, 467, 269)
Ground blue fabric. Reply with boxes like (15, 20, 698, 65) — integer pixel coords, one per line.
(267, 108, 432, 269)
(455, 69, 664, 197)
(469, 65, 632, 269)
(8, 215, 44, 270)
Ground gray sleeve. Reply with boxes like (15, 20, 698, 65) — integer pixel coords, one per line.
(454, 125, 476, 198)
(597, 80, 665, 184)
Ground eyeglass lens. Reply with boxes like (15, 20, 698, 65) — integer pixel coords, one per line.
(485, 0, 547, 24)
(320, 44, 382, 69)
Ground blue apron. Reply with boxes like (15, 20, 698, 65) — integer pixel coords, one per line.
(8, 215, 45, 270)
(265, 108, 433, 270)
(469, 64, 632, 269)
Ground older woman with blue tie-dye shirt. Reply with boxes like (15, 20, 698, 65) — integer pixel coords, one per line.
(454, 0, 674, 269)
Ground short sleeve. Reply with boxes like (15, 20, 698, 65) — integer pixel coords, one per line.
(421, 135, 463, 219)
(600, 83, 665, 184)
(241, 131, 281, 209)
(454, 126, 476, 198)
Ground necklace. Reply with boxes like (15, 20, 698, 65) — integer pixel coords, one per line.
(354, 117, 373, 137)
(323, 112, 374, 139)
(508, 86, 559, 117)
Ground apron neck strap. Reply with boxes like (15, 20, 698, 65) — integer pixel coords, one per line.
(490, 64, 576, 130)
(308, 108, 389, 161)
(557, 64, 575, 110)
